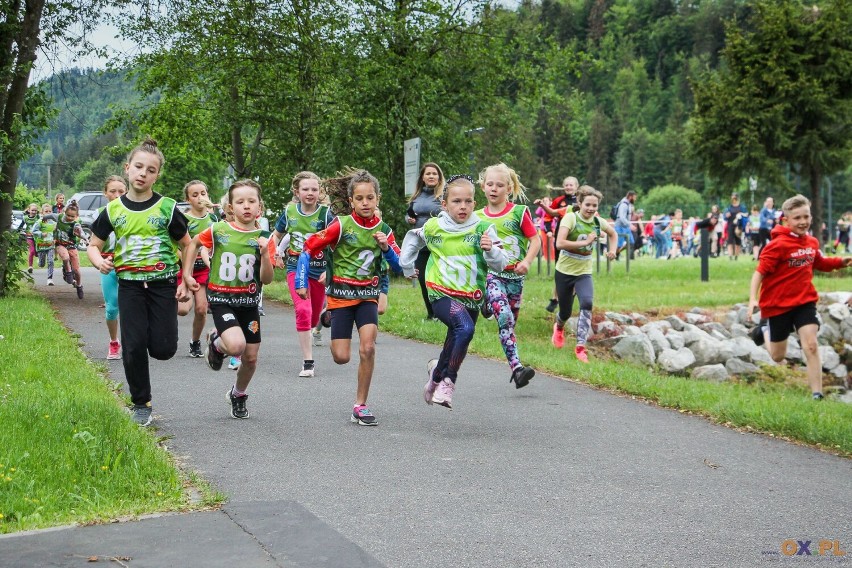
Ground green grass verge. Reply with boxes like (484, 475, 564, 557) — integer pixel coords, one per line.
(0, 291, 222, 534)
(264, 255, 852, 455)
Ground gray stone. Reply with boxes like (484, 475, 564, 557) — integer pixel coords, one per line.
(785, 344, 804, 363)
(841, 319, 852, 343)
(681, 325, 713, 346)
(724, 310, 740, 328)
(749, 348, 776, 366)
(819, 346, 841, 371)
(595, 320, 621, 335)
(701, 321, 731, 339)
(647, 328, 670, 355)
(622, 325, 643, 336)
(843, 344, 852, 367)
(725, 358, 760, 376)
(630, 312, 649, 325)
(729, 323, 749, 338)
(840, 391, 852, 405)
(596, 335, 626, 349)
(817, 321, 841, 344)
(691, 364, 729, 382)
(727, 337, 755, 359)
(605, 311, 634, 325)
(566, 317, 579, 334)
(827, 303, 851, 322)
(613, 335, 656, 365)
(708, 329, 729, 341)
(691, 338, 732, 366)
(829, 364, 848, 380)
(787, 335, 800, 349)
(658, 348, 696, 373)
(823, 291, 852, 304)
(685, 312, 712, 325)
(689, 307, 705, 314)
(664, 315, 686, 331)
(640, 320, 672, 334)
(666, 330, 685, 350)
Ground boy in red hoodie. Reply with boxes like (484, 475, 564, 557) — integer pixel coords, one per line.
(747, 195, 851, 400)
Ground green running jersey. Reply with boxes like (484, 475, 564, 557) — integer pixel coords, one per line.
(108, 196, 181, 281)
(477, 203, 530, 280)
(20, 215, 38, 237)
(186, 212, 216, 269)
(555, 212, 609, 276)
(207, 221, 269, 307)
(328, 215, 392, 301)
(423, 217, 493, 309)
(34, 217, 57, 251)
(55, 215, 80, 246)
(95, 205, 117, 256)
(280, 202, 330, 276)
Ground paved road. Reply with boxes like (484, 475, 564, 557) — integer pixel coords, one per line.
(2, 267, 850, 567)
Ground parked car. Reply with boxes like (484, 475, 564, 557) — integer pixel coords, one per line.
(11, 210, 23, 232)
(68, 191, 109, 240)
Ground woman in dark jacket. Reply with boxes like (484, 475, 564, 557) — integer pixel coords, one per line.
(406, 162, 445, 320)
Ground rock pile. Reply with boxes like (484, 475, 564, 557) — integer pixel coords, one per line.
(586, 292, 851, 387)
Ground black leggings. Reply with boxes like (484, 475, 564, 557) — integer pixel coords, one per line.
(118, 279, 179, 405)
(415, 248, 433, 318)
(554, 271, 594, 346)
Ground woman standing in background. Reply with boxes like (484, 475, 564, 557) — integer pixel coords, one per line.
(406, 162, 445, 321)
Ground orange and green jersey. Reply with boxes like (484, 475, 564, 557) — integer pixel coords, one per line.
(197, 221, 273, 307)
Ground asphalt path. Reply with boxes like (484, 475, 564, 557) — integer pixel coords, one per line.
(2, 266, 850, 567)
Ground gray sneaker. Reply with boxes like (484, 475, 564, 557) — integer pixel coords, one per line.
(131, 403, 152, 427)
(312, 329, 323, 346)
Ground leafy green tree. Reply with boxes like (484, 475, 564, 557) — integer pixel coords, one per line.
(641, 184, 707, 218)
(690, 0, 852, 245)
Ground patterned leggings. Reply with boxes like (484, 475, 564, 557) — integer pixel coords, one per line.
(484, 274, 524, 371)
(431, 297, 479, 384)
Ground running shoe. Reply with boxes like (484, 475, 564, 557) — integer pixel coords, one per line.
(480, 301, 494, 320)
(432, 378, 455, 409)
(27, 267, 33, 274)
(812, 392, 824, 401)
(62, 269, 73, 285)
(574, 345, 589, 364)
(351, 404, 378, 426)
(107, 340, 121, 360)
(228, 356, 241, 370)
(551, 322, 564, 349)
(131, 403, 152, 427)
(320, 310, 332, 328)
(258, 306, 265, 316)
(424, 359, 439, 404)
(205, 329, 224, 371)
(749, 322, 766, 347)
(76, 284, 84, 299)
(189, 340, 203, 358)
(510, 366, 535, 389)
(227, 388, 249, 419)
(299, 360, 315, 377)
(47, 278, 54, 286)
(546, 298, 558, 313)
(312, 329, 323, 346)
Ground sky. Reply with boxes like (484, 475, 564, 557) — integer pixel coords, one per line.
(32, 21, 138, 82)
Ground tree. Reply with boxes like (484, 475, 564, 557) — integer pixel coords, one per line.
(690, 0, 852, 246)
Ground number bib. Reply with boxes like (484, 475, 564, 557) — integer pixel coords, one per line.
(477, 204, 529, 280)
(207, 221, 269, 306)
(327, 215, 392, 301)
(423, 218, 492, 309)
(55, 216, 79, 247)
(35, 218, 57, 250)
(281, 203, 331, 277)
(108, 195, 181, 281)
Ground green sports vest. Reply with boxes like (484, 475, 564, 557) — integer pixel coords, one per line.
(107, 196, 181, 281)
(95, 206, 117, 257)
(34, 217, 57, 251)
(555, 212, 605, 276)
(282, 202, 330, 276)
(477, 204, 529, 280)
(20, 215, 38, 237)
(327, 215, 392, 301)
(207, 221, 269, 306)
(54, 215, 79, 246)
(422, 217, 492, 309)
(186, 212, 216, 269)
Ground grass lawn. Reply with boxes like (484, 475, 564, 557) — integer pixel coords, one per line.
(0, 291, 222, 534)
(265, 254, 852, 455)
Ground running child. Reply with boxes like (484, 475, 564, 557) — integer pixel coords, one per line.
(747, 194, 851, 400)
(272, 171, 334, 377)
(400, 175, 508, 409)
(180, 180, 217, 358)
(184, 179, 275, 419)
(296, 169, 402, 426)
(551, 185, 618, 363)
(55, 200, 85, 299)
(87, 137, 191, 427)
(477, 163, 541, 389)
(32, 204, 57, 285)
(19, 203, 39, 273)
(97, 176, 127, 359)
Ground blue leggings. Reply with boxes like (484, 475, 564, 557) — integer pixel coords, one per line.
(431, 297, 478, 384)
(101, 270, 119, 321)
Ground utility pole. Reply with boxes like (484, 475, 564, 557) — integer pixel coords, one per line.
(31, 162, 65, 198)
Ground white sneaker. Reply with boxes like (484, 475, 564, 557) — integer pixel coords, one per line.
(47, 278, 54, 286)
(312, 330, 323, 346)
(432, 378, 455, 409)
(228, 356, 241, 370)
(298, 360, 315, 377)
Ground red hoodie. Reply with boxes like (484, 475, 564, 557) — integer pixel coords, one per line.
(756, 225, 844, 318)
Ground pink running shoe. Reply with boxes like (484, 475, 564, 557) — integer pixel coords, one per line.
(551, 322, 564, 349)
(107, 340, 121, 360)
(432, 378, 455, 409)
(424, 359, 439, 404)
(575, 345, 589, 363)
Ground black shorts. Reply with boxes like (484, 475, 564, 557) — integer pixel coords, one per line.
(767, 302, 819, 343)
(330, 301, 379, 340)
(210, 304, 261, 344)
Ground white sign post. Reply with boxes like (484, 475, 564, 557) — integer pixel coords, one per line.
(404, 137, 421, 197)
